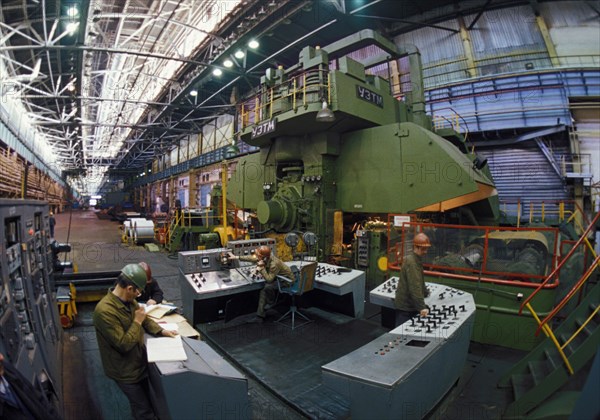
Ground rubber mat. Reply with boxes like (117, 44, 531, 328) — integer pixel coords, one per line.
(200, 308, 388, 419)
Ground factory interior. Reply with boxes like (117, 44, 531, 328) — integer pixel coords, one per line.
(0, 0, 599, 419)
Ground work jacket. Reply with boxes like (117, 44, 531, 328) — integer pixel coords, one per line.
(240, 255, 294, 283)
(394, 253, 428, 312)
(138, 278, 164, 304)
(93, 290, 163, 384)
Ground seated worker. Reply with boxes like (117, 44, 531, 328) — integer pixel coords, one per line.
(228, 245, 294, 323)
(394, 232, 432, 326)
(137, 262, 164, 305)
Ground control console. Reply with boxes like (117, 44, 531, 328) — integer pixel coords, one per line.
(322, 282, 475, 420)
(370, 279, 474, 338)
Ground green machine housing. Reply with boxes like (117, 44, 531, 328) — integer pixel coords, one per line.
(228, 30, 499, 286)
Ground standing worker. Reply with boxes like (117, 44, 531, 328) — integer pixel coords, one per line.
(228, 245, 294, 323)
(48, 212, 56, 238)
(394, 232, 432, 326)
(137, 262, 164, 305)
(93, 264, 177, 420)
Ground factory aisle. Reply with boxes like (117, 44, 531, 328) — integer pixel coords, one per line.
(55, 208, 306, 420)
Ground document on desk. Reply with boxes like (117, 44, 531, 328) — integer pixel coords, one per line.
(146, 335, 187, 362)
(144, 304, 177, 319)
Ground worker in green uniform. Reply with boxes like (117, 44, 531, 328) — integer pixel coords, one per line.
(228, 245, 294, 323)
(394, 232, 432, 326)
(93, 264, 177, 420)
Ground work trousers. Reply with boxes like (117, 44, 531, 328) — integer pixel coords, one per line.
(116, 377, 157, 420)
(257, 282, 278, 317)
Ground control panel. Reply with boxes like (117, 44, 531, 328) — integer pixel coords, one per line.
(227, 238, 276, 257)
(322, 283, 475, 420)
(313, 262, 363, 289)
(355, 230, 369, 267)
(183, 268, 264, 296)
(370, 279, 475, 338)
(178, 248, 230, 274)
(0, 199, 65, 417)
(286, 261, 366, 318)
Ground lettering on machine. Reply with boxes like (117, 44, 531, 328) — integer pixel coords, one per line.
(356, 86, 383, 108)
(251, 119, 277, 139)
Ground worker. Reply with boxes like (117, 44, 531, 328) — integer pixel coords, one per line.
(394, 232, 432, 326)
(228, 245, 294, 323)
(48, 212, 56, 238)
(93, 264, 177, 420)
(0, 353, 61, 420)
(137, 262, 164, 305)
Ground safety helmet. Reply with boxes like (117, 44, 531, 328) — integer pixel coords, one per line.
(138, 261, 152, 281)
(255, 245, 271, 259)
(121, 264, 147, 290)
(413, 232, 432, 248)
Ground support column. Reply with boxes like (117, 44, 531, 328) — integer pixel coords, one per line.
(457, 16, 477, 78)
(535, 15, 560, 67)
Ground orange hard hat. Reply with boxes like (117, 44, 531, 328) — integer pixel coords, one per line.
(138, 261, 152, 281)
(413, 232, 432, 248)
(255, 245, 271, 259)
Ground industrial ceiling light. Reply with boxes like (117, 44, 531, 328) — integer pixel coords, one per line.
(212, 68, 223, 76)
(66, 22, 79, 35)
(316, 100, 335, 122)
(66, 5, 79, 18)
(248, 39, 259, 49)
(190, 89, 198, 96)
(223, 59, 233, 68)
(234, 50, 245, 59)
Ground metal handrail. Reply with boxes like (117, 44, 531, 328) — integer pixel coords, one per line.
(523, 253, 599, 375)
(519, 211, 600, 314)
(535, 254, 600, 335)
(238, 68, 330, 130)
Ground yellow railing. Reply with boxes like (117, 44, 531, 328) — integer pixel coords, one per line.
(502, 200, 591, 239)
(239, 68, 331, 131)
(431, 107, 469, 143)
(521, 212, 600, 374)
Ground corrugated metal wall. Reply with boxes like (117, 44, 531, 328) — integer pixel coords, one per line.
(477, 145, 570, 206)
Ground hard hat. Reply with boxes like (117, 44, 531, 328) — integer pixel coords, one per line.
(121, 264, 147, 290)
(413, 232, 432, 248)
(255, 245, 271, 259)
(138, 261, 152, 281)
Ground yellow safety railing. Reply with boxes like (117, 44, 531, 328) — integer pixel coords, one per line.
(520, 212, 600, 374)
(238, 68, 331, 131)
(502, 200, 592, 242)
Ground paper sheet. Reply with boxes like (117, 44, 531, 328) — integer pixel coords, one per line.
(146, 335, 187, 362)
(144, 304, 177, 319)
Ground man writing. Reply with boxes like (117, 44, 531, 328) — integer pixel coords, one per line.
(228, 245, 294, 323)
(394, 232, 432, 326)
(137, 262, 164, 305)
(93, 264, 177, 420)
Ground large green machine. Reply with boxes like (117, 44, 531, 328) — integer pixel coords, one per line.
(228, 30, 499, 286)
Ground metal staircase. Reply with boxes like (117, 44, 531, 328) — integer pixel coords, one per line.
(499, 280, 600, 418)
(499, 211, 600, 419)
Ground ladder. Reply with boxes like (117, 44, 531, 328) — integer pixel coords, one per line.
(498, 280, 599, 418)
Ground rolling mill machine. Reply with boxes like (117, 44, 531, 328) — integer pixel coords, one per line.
(227, 30, 500, 287)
